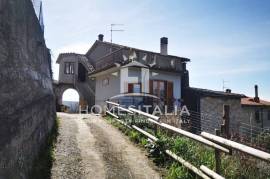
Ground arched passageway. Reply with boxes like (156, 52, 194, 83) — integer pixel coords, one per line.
(61, 88, 80, 113)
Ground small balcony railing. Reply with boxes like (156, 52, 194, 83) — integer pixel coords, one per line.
(94, 47, 184, 72)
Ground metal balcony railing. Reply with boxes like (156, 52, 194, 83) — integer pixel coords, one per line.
(93, 47, 185, 72)
(94, 49, 124, 71)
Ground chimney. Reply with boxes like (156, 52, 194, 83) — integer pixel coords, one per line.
(254, 85, 260, 102)
(226, 89, 231, 93)
(98, 34, 104, 41)
(160, 37, 168, 55)
(181, 62, 189, 89)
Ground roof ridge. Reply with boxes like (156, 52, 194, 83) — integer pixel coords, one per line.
(188, 87, 246, 98)
(98, 41, 190, 61)
(59, 52, 86, 56)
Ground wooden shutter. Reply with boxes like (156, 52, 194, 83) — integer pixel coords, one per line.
(149, 80, 153, 94)
(128, 83, 133, 93)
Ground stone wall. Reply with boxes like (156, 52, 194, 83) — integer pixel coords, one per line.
(239, 106, 270, 137)
(200, 97, 243, 134)
(0, 0, 56, 178)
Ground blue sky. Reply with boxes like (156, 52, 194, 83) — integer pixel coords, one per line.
(43, 0, 270, 101)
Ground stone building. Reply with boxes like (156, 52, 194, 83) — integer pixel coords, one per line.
(54, 35, 190, 111)
(54, 33, 270, 139)
(183, 87, 245, 134)
(183, 85, 270, 136)
(239, 85, 270, 136)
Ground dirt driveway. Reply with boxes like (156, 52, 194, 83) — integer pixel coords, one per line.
(51, 113, 161, 179)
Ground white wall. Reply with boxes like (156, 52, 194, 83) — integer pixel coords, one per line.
(95, 71, 120, 107)
(120, 67, 150, 93)
(150, 70, 181, 99)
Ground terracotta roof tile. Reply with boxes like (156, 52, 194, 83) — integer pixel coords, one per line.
(241, 97, 270, 106)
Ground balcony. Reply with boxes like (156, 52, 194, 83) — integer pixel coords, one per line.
(93, 47, 189, 73)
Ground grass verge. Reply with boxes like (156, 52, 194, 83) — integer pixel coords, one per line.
(105, 115, 270, 179)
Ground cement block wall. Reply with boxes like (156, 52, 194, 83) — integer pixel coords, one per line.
(0, 0, 56, 178)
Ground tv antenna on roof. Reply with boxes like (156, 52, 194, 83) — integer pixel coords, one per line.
(222, 79, 229, 91)
(110, 24, 124, 43)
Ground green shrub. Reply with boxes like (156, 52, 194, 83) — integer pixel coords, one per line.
(129, 130, 141, 143)
(105, 115, 270, 179)
(166, 163, 195, 179)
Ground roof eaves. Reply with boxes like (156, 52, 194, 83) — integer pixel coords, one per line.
(98, 41, 190, 62)
(187, 87, 245, 98)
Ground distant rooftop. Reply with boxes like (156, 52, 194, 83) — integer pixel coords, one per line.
(187, 87, 246, 98)
(241, 97, 270, 106)
(56, 53, 86, 63)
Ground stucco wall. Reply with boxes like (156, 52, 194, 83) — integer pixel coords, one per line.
(95, 71, 120, 107)
(120, 67, 143, 93)
(200, 97, 242, 134)
(150, 70, 181, 99)
(118, 67, 181, 99)
(0, 0, 56, 178)
(58, 57, 78, 84)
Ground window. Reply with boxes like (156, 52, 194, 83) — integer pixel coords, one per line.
(102, 78, 109, 86)
(153, 80, 166, 100)
(255, 110, 260, 123)
(128, 83, 141, 93)
(64, 62, 74, 74)
(149, 80, 174, 109)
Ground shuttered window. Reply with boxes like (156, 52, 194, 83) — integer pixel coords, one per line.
(128, 83, 141, 93)
(149, 80, 174, 108)
(64, 62, 74, 74)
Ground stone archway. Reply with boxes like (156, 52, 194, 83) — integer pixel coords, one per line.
(61, 88, 80, 113)
(54, 83, 73, 105)
(53, 82, 82, 112)
(53, 54, 96, 112)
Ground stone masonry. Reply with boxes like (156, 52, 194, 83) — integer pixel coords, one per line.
(0, 0, 56, 178)
(200, 97, 243, 134)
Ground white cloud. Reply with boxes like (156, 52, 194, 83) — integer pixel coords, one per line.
(54, 43, 90, 54)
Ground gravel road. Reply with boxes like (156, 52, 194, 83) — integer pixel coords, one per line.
(51, 113, 161, 179)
